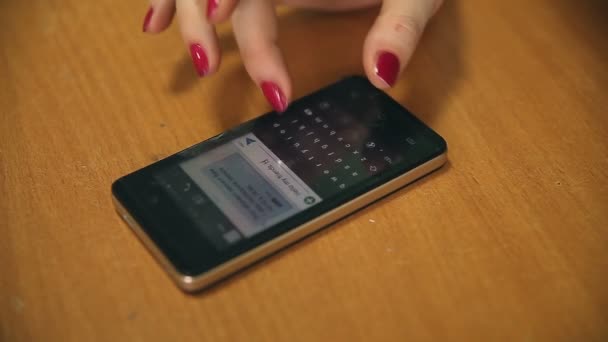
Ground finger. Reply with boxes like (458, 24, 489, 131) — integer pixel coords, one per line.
(207, 0, 240, 23)
(232, 0, 291, 112)
(176, 0, 221, 76)
(142, 0, 176, 33)
(363, 0, 442, 88)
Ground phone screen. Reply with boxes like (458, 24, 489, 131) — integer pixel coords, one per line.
(113, 76, 446, 274)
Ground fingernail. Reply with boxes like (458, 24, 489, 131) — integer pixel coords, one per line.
(142, 7, 153, 32)
(375, 51, 400, 87)
(261, 82, 287, 113)
(207, 0, 219, 19)
(189, 44, 209, 77)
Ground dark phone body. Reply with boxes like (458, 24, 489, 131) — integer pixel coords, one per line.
(112, 76, 447, 292)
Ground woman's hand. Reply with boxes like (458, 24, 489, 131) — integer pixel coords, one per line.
(142, 0, 442, 112)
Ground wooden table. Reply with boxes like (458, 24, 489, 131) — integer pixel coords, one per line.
(2, 0, 607, 340)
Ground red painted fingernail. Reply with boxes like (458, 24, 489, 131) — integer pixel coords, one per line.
(189, 44, 209, 77)
(142, 7, 153, 32)
(261, 82, 287, 113)
(207, 0, 219, 19)
(375, 51, 400, 87)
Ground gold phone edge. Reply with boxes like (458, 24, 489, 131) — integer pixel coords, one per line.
(113, 153, 447, 292)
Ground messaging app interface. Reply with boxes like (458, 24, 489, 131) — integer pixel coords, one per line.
(180, 133, 321, 245)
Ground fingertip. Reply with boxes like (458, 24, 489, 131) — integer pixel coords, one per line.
(363, 25, 412, 89)
(261, 81, 288, 113)
(231, 0, 291, 111)
(143, 1, 176, 34)
(142, 6, 154, 32)
(207, 0, 239, 23)
(177, 0, 222, 77)
(363, 45, 400, 89)
(187, 41, 222, 77)
(374, 51, 400, 87)
(207, 0, 219, 19)
(189, 43, 210, 76)
(362, 0, 440, 88)
(258, 74, 292, 112)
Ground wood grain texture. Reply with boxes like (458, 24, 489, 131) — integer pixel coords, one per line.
(1, 0, 607, 341)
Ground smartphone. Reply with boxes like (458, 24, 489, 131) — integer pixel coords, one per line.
(112, 76, 447, 292)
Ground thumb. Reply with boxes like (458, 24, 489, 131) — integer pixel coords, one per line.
(363, 0, 442, 88)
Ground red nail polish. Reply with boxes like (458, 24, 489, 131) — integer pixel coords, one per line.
(207, 0, 219, 19)
(261, 82, 287, 113)
(142, 7, 153, 32)
(189, 44, 209, 77)
(375, 51, 400, 87)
